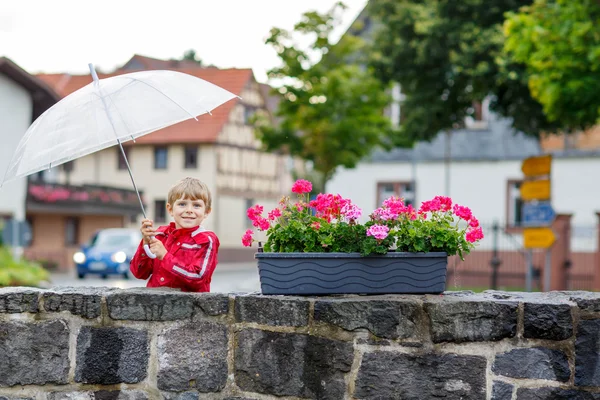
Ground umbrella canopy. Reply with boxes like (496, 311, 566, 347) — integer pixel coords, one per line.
(2, 67, 238, 184)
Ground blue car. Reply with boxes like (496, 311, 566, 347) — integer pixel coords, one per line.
(73, 228, 142, 279)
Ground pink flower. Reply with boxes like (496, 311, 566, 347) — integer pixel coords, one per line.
(246, 205, 264, 222)
(419, 198, 442, 213)
(241, 229, 254, 247)
(372, 207, 398, 221)
(469, 216, 480, 228)
(257, 218, 270, 231)
(366, 224, 390, 240)
(291, 179, 312, 194)
(311, 221, 321, 230)
(434, 196, 452, 212)
(268, 208, 282, 221)
(453, 204, 473, 221)
(466, 227, 484, 243)
(341, 203, 362, 221)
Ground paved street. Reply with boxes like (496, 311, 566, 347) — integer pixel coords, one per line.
(48, 261, 261, 294)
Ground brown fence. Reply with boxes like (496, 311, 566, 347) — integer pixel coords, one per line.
(447, 217, 598, 291)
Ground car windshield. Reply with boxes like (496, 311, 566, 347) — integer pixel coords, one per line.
(90, 232, 138, 248)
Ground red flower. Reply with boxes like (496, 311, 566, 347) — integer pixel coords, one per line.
(241, 229, 254, 247)
(268, 208, 282, 221)
(291, 179, 312, 194)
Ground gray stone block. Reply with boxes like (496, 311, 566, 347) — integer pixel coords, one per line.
(493, 347, 570, 382)
(426, 300, 517, 343)
(314, 298, 421, 339)
(75, 326, 149, 384)
(523, 303, 573, 340)
(575, 319, 600, 386)
(0, 287, 40, 313)
(157, 321, 228, 392)
(223, 398, 259, 400)
(0, 396, 33, 400)
(43, 287, 107, 319)
(192, 293, 229, 316)
(235, 328, 353, 399)
(354, 351, 486, 399)
(491, 381, 513, 400)
(0, 320, 69, 386)
(235, 295, 308, 327)
(107, 289, 194, 320)
(107, 289, 195, 320)
(517, 387, 600, 400)
(570, 293, 600, 313)
(160, 392, 199, 400)
(47, 391, 148, 400)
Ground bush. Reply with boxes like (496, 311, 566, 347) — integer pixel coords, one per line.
(0, 247, 49, 287)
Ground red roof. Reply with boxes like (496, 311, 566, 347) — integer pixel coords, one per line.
(36, 62, 254, 144)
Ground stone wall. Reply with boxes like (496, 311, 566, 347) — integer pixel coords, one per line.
(0, 287, 600, 400)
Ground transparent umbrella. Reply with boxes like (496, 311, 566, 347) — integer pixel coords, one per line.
(1, 64, 238, 257)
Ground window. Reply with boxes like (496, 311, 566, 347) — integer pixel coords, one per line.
(243, 106, 256, 124)
(62, 161, 74, 173)
(376, 182, 416, 207)
(154, 200, 167, 223)
(184, 146, 198, 169)
(466, 98, 489, 129)
(154, 147, 168, 169)
(65, 217, 79, 246)
(245, 198, 254, 229)
(117, 147, 131, 170)
(507, 180, 524, 227)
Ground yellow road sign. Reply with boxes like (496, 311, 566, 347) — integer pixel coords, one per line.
(523, 227, 556, 249)
(520, 180, 551, 201)
(521, 155, 552, 177)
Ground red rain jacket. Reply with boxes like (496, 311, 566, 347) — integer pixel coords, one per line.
(130, 222, 219, 292)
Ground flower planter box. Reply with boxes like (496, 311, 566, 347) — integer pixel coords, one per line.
(255, 251, 448, 295)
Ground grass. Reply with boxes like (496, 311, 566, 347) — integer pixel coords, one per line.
(0, 247, 49, 287)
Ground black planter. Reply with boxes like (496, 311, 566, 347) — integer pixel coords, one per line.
(255, 252, 448, 295)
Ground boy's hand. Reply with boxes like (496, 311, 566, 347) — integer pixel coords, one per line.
(140, 219, 155, 244)
(149, 238, 167, 260)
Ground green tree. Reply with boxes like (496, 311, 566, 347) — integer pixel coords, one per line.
(182, 49, 202, 65)
(504, 0, 600, 131)
(256, 2, 394, 192)
(369, 0, 558, 143)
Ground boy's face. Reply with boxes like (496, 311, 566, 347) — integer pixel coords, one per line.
(166, 196, 210, 230)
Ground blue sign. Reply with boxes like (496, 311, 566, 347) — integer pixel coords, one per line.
(522, 201, 556, 227)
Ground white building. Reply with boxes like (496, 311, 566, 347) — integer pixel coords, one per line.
(0, 57, 58, 221)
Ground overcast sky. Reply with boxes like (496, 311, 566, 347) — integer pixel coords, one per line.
(0, 0, 368, 82)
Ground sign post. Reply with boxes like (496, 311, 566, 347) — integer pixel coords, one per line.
(520, 155, 555, 291)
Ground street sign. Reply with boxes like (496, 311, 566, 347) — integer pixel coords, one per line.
(521, 155, 552, 177)
(523, 227, 556, 249)
(520, 180, 551, 201)
(521, 201, 556, 227)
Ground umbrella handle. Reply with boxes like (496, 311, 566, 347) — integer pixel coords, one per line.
(143, 244, 157, 259)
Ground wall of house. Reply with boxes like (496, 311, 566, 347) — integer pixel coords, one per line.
(1, 287, 600, 399)
(59, 144, 218, 228)
(25, 213, 124, 270)
(328, 156, 600, 251)
(0, 73, 32, 220)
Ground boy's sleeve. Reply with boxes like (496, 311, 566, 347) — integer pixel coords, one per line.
(130, 239, 154, 280)
(157, 232, 220, 289)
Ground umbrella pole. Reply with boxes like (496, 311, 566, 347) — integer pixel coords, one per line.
(116, 139, 157, 259)
(116, 139, 147, 219)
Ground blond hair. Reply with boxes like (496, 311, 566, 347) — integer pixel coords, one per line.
(167, 177, 212, 212)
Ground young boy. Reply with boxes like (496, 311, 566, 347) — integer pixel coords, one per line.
(130, 177, 220, 292)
